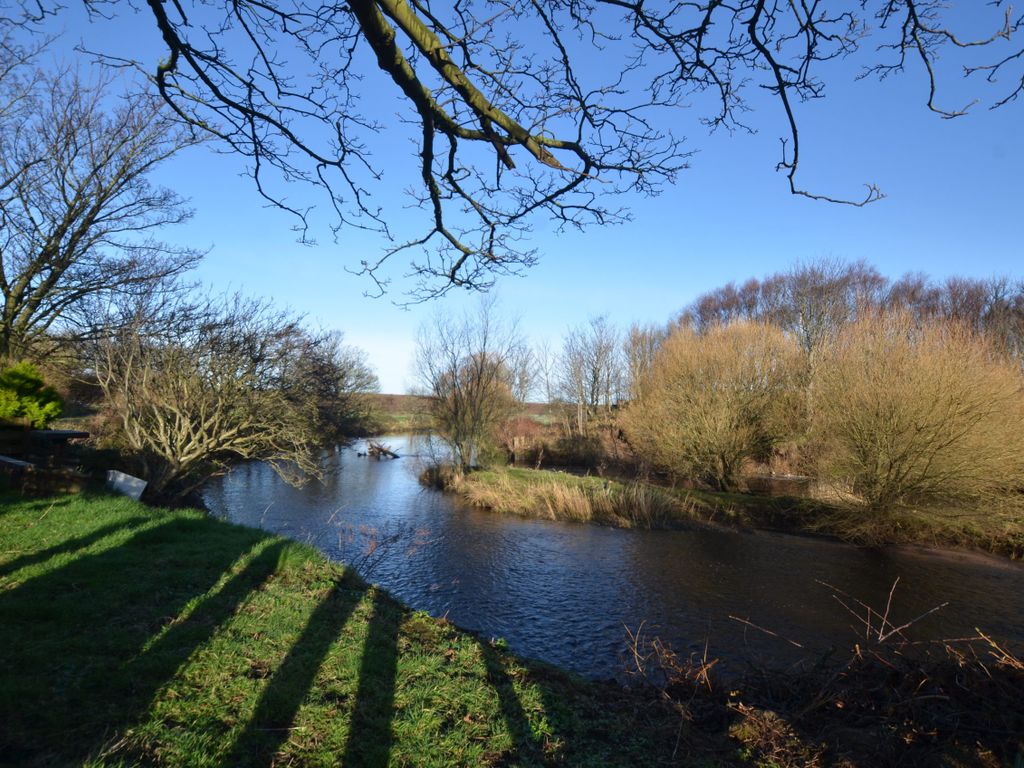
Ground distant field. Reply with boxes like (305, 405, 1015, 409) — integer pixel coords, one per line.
(364, 394, 432, 432)
(367, 394, 557, 433)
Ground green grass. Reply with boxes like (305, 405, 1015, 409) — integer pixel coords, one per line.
(0, 491, 711, 767)
(363, 394, 432, 434)
(371, 410, 433, 433)
(4, 492, 1018, 767)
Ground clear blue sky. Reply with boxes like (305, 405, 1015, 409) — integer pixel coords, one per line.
(40, 5, 1024, 391)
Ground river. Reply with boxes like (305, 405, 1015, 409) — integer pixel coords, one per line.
(204, 435, 1024, 680)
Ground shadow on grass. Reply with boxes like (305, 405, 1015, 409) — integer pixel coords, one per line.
(0, 516, 150, 579)
(0, 492, 76, 516)
(228, 573, 368, 768)
(0, 516, 277, 765)
(341, 589, 401, 768)
(478, 640, 548, 767)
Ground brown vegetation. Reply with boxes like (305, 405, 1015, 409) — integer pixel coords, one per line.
(446, 467, 686, 529)
(810, 312, 1024, 539)
(681, 260, 1024, 367)
(622, 322, 805, 492)
(628, 583, 1024, 767)
(416, 299, 528, 473)
(93, 294, 377, 502)
(443, 289, 1024, 553)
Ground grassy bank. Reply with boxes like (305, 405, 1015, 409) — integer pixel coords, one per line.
(445, 466, 692, 528)
(444, 466, 828, 532)
(0, 492, 701, 767)
(2, 492, 1021, 767)
(445, 467, 1024, 556)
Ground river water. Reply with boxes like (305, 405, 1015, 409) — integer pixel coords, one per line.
(204, 435, 1024, 680)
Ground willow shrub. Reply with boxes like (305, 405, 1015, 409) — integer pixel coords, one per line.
(811, 312, 1024, 518)
(622, 322, 806, 492)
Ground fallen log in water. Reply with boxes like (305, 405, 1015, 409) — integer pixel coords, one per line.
(367, 441, 399, 460)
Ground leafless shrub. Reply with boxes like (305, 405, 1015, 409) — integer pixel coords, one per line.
(729, 704, 825, 768)
(416, 298, 526, 474)
(622, 322, 806, 492)
(810, 311, 1024, 530)
(93, 293, 367, 502)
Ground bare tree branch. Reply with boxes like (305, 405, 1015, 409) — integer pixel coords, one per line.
(92, 291, 378, 502)
(13, 1, 1018, 298)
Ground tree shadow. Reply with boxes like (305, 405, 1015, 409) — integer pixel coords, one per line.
(118, 537, 288, 701)
(0, 517, 276, 765)
(227, 572, 368, 767)
(341, 588, 401, 768)
(0, 492, 76, 516)
(0, 515, 150, 579)
(477, 639, 547, 767)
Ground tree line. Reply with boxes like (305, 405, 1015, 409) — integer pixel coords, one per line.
(680, 259, 1024, 363)
(418, 261, 1024, 540)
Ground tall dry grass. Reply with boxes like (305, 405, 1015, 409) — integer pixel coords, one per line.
(452, 470, 687, 528)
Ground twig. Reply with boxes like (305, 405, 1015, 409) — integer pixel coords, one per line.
(36, 501, 55, 522)
(730, 615, 805, 649)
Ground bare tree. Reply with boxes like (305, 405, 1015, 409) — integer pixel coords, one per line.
(93, 292, 370, 502)
(0, 51, 201, 360)
(883, 273, 1024, 366)
(623, 322, 666, 403)
(288, 330, 381, 443)
(684, 262, 1024, 374)
(681, 258, 887, 357)
(779, 259, 886, 357)
(16, 2, 1020, 297)
(416, 298, 525, 473)
(558, 315, 622, 436)
(534, 338, 559, 406)
(885, 272, 943, 320)
(983, 277, 1024, 366)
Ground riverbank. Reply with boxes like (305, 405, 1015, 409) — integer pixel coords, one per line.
(0, 491, 700, 767)
(3, 491, 1021, 766)
(440, 466, 1024, 558)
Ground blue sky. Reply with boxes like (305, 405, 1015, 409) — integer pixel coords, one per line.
(41, 4, 1024, 391)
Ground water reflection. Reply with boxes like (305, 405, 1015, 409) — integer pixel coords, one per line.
(205, 436, 1024, 679)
